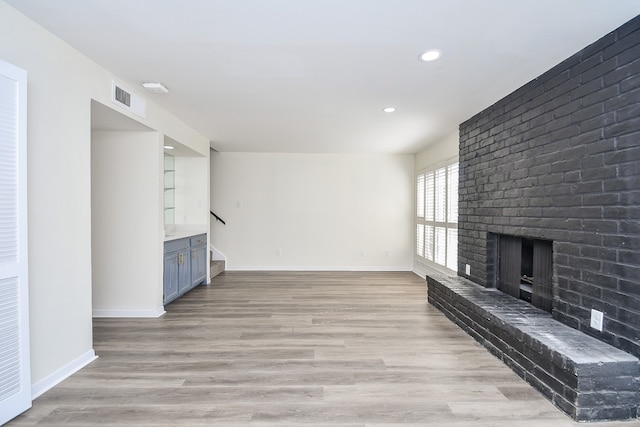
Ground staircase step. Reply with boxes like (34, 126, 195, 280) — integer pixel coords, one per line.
(210, 259, 225, 279)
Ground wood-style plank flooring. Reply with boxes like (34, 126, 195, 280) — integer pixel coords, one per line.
(8, 271, 640, 426)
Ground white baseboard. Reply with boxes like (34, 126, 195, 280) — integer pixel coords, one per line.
(31, 349, 97, 399)
(226, 265, 413, 272)
(92, 307, 166, 318)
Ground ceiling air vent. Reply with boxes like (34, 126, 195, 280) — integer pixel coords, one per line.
(111, 81, 146, 118)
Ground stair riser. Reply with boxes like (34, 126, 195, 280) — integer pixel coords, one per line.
(210, 260, 225, 279)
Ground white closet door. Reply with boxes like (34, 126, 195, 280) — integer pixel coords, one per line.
(0, 59, 30, 425)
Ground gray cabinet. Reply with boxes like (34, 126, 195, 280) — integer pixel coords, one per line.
(177, 247, 191, 294)
(164, 233, 206, 305)
(190, 234, 207, 288)
(163, 252, 180, 303)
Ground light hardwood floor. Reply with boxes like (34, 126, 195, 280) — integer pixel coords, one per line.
(8, 271, 640, 426)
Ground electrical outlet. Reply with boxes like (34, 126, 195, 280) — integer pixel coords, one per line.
(276, 248, 282, 257)
(465, 264, 471, 275)
(590, 309, 604, 331)
(385, 250, 391, 257)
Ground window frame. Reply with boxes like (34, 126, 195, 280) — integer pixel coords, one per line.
(415, 160, 458, 274)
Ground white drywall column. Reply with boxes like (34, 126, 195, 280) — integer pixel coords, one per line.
(91, 131, 164, 316)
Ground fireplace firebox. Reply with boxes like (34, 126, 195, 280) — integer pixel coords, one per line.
(491, 234, 553, 312)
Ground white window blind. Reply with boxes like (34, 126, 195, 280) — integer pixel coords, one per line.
(416, 162, 458, 272)
(416, 174, 425, 218)
(425, 172, 434, 222)
(448, 164, 459, 223)
(425, 225, 434, 261)
(446, 228, 458, 271)
(416, 224, 424, 257)
(434, 226, 446, 265)
(434, 168, 446, 222)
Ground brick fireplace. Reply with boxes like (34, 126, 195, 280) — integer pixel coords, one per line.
(427, 15, 640, 422)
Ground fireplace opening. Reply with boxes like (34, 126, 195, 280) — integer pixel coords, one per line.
(493, 234, 553, 312)
(520, 238, 534, 302)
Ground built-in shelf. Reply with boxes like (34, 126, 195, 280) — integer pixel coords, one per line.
(164, 153, 175, 225)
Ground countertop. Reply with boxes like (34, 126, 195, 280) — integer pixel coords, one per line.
(164, 226, 207, 242)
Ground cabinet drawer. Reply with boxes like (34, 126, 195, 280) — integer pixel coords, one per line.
(164, 237, 190, 253)
(190, 234, 206, 247)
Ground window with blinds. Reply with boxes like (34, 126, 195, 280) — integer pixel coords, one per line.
(416, 162, 458, 272)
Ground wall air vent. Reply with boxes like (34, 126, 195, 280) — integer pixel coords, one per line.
(114, 85, 131, 107)
(111, 81, 146, 118)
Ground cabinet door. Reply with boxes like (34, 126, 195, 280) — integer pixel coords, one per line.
(191, 245, 207, 287)
(177, 248, 191, 294)
(163, 253, 179, 304)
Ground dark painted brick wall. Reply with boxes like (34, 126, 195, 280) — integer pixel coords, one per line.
(458, 16, 640, 357)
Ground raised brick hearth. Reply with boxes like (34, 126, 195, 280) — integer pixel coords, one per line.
(427, 272, 639, 421)
(427, 15, 640, 422)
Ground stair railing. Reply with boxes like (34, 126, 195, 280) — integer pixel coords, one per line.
(210, 211, 226, 225)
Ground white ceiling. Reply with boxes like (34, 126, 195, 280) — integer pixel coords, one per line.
(6, 1, 640, 154)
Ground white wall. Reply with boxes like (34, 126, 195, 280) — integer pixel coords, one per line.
(210, 153, 414, 270)
(175, 156, 210, 227)
(413, 130, 459, 278)
(415, 129, 459, 172)
(91, 131, 164, 316)
(0, 1, 209, 395)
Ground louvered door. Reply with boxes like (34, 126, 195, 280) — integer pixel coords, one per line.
(497, 234, 521, 298)
(532, 240, 553, 312)
(0, 59, 30, 425)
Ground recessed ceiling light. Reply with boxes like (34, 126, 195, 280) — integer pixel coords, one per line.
(164, 145, 175, 150)
(142, 82, 169, 93)
(383, 107, 396, 113)
(420, 49, 441, 62)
